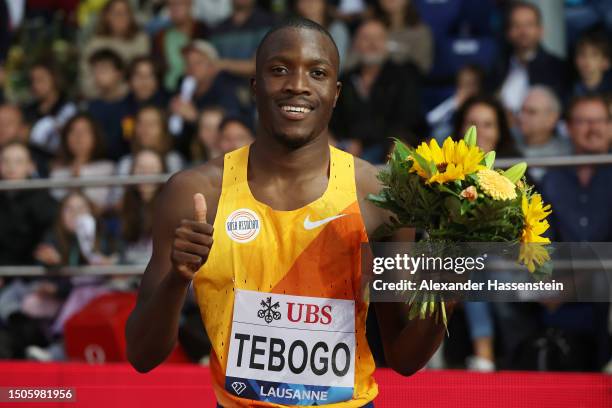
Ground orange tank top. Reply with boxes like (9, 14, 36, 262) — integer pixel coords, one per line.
(193, 144, 378, 407)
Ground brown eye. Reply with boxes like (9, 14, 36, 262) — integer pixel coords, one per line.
(271, 66, 288, 75)
(311, 69, 326, 79)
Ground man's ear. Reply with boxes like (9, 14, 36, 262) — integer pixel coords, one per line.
(333, 81, 342, 108)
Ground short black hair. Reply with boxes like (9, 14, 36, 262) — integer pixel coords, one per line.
(567, 94, 610, 121)
(88, 48, 125, 72)
(576, 30, 611, 61)
(255, 16, 340, 69)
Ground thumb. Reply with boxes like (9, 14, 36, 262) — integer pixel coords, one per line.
(193, 193, 207, 223)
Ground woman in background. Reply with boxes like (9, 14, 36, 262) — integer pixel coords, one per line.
(453, 94, 520, 157)
(119, 149, 165, 265)
(50, 113, 114, 211)
(190, 106, 225, 164)
(116, 106, 183, 176)
(451, 94, 521, 371)
(372, 0, 433, 74)
(80, 0, 150, 97)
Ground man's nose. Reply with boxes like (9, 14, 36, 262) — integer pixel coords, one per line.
(284, 69, 310, 95)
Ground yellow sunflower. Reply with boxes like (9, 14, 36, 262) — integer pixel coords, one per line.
(476, 169, 517, 200)
(519, 243, 551, 273)
(521, 194, 552, 243)
(410, 138, 486, 184)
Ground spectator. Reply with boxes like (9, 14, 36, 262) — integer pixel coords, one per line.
(536, 95, 611, 371)
(492, 1, 568, 114)
(23, 61, 77, 155)
(217, 116, 254, 154)
(123, 57, 168, 119)
(190, 106, 225, 163)
(210, 0, 275, 79)
(541, 95, 612, 242)
(572, 30, 612, 98)
(169, 40, 241, 150)
(515, 86, 571, 182)
(49, 113, 115, 211)
(452, 93, 519, 371)
(119, 149, 165, 265)
(292, 0, 350, 70)
(453, 94, 519, 156)
(153, 0, 210, 91)
(86, 48, 130, 160)
(428, 64, 484, 142)
(117, 106, 184, 178)
(80, 0, 151, 98)
(330, 19, 422, 163)
(371, 0, 433, 75)
(0, 142, 57, 265)
(0, 103, 52, 177)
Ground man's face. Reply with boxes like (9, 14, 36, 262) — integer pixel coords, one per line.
(507, 7, 542, 53)
(0, 106, 25, 145)
(253, 28, 341, 149)
(576, 44, 610, 80)
(353, 21, 388, 66)
(30, 67, 55, 100)
(185, 50, 215, 82)
(568, 100, 610, 154)
(0, 144, 33, 181)
(130, 62, 157, 101)
(518, 90, 558, 142)
(168, 0, 191, 24)
(233, 0, 254, 11)
(92, 61, 122, 92)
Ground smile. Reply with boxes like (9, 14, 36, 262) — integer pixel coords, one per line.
(278, 104, 313, 120)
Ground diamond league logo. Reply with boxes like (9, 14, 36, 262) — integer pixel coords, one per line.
(257, 296, 281, 324)
(231, 381, 247, 395)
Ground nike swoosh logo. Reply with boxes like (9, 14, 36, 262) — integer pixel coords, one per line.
(303, 214, 347, 230)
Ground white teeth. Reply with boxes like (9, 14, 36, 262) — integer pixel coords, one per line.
(281, 105, 311, 113)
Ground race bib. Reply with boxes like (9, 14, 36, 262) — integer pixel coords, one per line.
(225, 289, 356, 405)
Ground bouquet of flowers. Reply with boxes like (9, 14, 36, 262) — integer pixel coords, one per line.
(368, 126, 553, 326)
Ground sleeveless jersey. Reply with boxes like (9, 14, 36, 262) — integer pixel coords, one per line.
(193, 144, 378, 407)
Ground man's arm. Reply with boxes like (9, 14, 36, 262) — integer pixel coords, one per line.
(356, 159, 453, 376)
(125, 163, 222, 373)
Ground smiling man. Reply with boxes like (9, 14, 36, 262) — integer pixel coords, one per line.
(126, 17, 449, 407)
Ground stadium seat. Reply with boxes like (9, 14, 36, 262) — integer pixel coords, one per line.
(64, 292, 190, 364)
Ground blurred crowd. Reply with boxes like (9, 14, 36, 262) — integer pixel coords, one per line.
(0, 0, 610, 372)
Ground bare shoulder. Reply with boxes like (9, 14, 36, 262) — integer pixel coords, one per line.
(354, 157, 383, 196)
(157, 155, 225, 224)
(353, 157, 389, 239)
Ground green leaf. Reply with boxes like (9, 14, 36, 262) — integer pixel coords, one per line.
(503, 162, 527, 183)
(484, 151, 496, 169)
(393, 139, 411, 161)
(463, 125, 477, 147)
(409, 148, 434, 178)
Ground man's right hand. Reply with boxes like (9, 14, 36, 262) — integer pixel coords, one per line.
(171, 193, 214, 281)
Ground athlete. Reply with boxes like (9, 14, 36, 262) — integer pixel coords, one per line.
(126, 17, 451, 407)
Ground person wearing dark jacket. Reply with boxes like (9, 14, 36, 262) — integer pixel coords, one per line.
(489, 2, 569, 113)
(0, 142, 57, 265)
(330, 19, 422, 164)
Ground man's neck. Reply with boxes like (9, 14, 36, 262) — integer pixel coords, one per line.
(576, 165, 595, 188)
(582, 71, 603, 89)
(175, 19, 193, 35)
(515, 46, 538, 64)
(389, 13, 405, 30)
(249, 132, 330, 183)
(99, 84, 126, 102)
(40, 92, 59, 114)
(525, 131, 553, 146)
(195, 77, 214, 96)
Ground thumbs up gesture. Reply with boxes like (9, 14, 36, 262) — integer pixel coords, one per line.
(171, 193, 214, 280)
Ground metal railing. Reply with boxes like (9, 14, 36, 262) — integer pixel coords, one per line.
(1, 154, 611, 191)
(1, 153, 611, 276)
